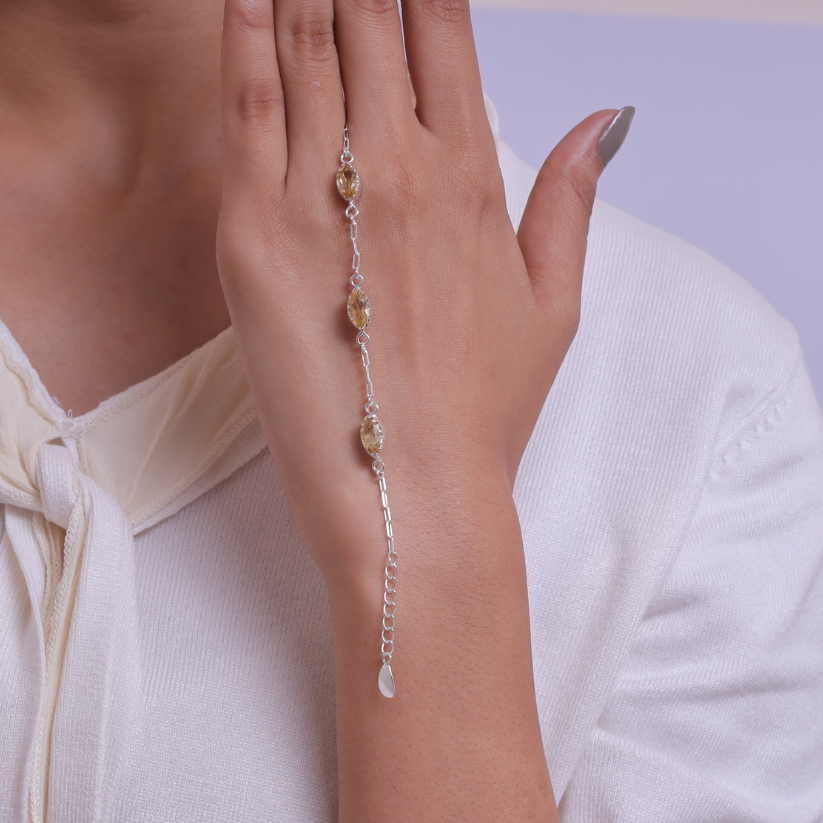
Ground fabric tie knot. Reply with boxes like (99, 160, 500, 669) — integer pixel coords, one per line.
(34, 440, 80, 531)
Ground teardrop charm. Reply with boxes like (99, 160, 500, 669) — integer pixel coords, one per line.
(378, 663, 395, 698)
(336, 163, 360, 201)
(360, 415, 384, 457)
(347, 288, 371, 330)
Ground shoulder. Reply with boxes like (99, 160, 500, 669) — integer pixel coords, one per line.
(584, 199, 801, 441)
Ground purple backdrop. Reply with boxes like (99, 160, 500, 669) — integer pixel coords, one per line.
(472, 9, 823, 400)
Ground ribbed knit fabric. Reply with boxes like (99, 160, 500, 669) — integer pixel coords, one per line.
(1, 100, 822, 822)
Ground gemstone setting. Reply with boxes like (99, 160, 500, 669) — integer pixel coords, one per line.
(360, 415, 384, 456)
(336, 164, 360, 200)
(347, 289, 371, 330)
(378, 663, 395, 698)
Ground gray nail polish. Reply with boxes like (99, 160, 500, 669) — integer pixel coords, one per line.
(598, 106, 636, 166)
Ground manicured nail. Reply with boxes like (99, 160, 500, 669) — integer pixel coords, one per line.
(598, 106, 636, 166)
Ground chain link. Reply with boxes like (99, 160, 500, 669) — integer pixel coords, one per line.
(340, 128, 398, 686)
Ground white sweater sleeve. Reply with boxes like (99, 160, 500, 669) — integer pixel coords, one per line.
(559, 351, 823, 822)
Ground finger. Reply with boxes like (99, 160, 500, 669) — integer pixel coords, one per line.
(334, 0, 416, 134)
(221, 0, 287, 185)
(518, 108, 635, 314)
(400, 0, 488, 140)
(273, 0, 345, 170)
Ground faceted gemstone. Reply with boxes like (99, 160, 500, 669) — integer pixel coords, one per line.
(378, 663, 395, 698)
(347, 289, 371, 330)
(361, 415, 384, 456)
(336, 164, 360, 200)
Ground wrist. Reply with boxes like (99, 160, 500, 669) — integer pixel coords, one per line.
(317, 461, 519, 594)
(322, 467, 553, 822)
(323, 471, 530, 672)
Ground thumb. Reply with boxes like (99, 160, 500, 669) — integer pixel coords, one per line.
(517, 106, 635, 313)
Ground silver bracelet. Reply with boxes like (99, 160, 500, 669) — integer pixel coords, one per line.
(337, 126, 397, 699)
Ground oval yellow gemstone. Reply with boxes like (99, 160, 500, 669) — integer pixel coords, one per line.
(347, 289, 371, 330)
(336, 164, 360, 200)
(361, 415, 384, 456)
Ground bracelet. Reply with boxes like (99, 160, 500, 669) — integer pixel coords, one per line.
(337, 126, 398, 699)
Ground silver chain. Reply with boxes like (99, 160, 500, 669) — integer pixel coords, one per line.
(338, 126, 398, 698)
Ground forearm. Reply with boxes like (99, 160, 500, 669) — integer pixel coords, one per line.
(325, 475, 558, 823)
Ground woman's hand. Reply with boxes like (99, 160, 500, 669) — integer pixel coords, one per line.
(216, 1, 629, 820)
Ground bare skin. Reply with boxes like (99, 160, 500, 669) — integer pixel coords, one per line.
(0, 0, 230, 415)
(0, 0, 619, 820)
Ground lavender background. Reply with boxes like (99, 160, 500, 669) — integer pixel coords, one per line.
(472, 10, 823, 400)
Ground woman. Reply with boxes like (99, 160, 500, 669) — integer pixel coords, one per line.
(1, 0, 821, 821)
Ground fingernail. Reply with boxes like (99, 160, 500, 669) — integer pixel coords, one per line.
(598, 106, 636, 166)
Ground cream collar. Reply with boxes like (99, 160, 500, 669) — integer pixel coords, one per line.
(0, 319, 265, 534)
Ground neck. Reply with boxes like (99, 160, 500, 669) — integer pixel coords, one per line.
(0, 0, 232, 417)
(0, 0, 224, 128)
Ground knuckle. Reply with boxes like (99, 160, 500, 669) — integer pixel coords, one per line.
(552, 289, 582, 343)
(229, 0, 272, 31)
(350, 0, 400, 18)
(455, 176, 497, 214)
(287, 12, 337, 61)
(480, 183, 508, 224)
(565, 165, 597, 214)
(232, 78, 283, 123)
(216, 224, 263, 273)
(451, 151, 504, 210)
(217, 213, 283, 274)
(562, 302, 581, 343)
(420, 0, 470, 24)
(375, 157, 431, 212)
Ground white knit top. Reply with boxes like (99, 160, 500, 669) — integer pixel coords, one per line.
(2, 106, 822, 823)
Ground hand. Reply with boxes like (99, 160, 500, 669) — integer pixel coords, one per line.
(216, 0, 627, 820)
(216, 0, 619, 574)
